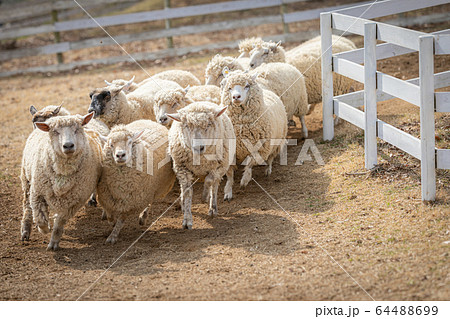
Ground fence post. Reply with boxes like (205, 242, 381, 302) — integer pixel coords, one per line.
(419, 35, 436, 201)
(51, 9, 64, 64)
(364, 22, 377, 169)
(164, 0, 174, 49)
(280, 0, 289, 35)
(320, 12, 334, 141)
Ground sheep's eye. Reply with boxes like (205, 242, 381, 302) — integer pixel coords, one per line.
(172, 103, 178, 109)
(89, 92, 93, 99)
(245, 85, 250, 89)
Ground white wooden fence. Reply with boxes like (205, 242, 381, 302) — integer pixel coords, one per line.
(320, 0, 450, 201)
(1, 0, 447, 77)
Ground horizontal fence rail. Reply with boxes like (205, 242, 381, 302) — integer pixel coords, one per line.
(321, 0, 450, 201)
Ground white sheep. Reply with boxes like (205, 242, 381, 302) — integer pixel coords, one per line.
(239, 36, 264, 56)
(248, 62, 309, 136)
(248, 36, 356, 111)
(29, 103, 70, 128)
(204, 54, 247, 86)
(153, 85, 221, 125)
(97, 119, 175, 243)
(88, 77, 181, 127)
(221, 70, 287, 187)
(167, 102, 235, 229)
(20, 113, 102, 250)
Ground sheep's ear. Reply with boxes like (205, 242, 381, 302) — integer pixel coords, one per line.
(184, 85, 190, 94)
(237, 52, 245, 60)
(82, 112, 95, 126)
(222, 66, 230, 78)
(104, 79, 113, 86)
(132, 129, 145, 142)
(52, 105, 61, 116)
(251, 73, 258, 82)
(29, 105, 37, 115)
(122, 76, 135, 92)
(276, 40, 282, 47)
(35, 122, 50, 132)
(166, 113, 181, 122)
(215, 106, 227, 118)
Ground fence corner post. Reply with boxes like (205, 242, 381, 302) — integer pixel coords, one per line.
(51, 9, 63, 64)
(419, 35, 436, 201)
(320, 12, 334, 141)
(364, 22, 377, 169)
(164, 0, 174, 49)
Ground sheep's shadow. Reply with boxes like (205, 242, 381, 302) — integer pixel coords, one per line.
(52, 122, 338, 276)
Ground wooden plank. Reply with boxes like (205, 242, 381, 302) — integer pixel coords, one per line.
(0, 0, 137, 24)
(377, 72, 421, 106)
(0, 24, 55, 41)
(283, 2, 372, 24)
(335, 43, 413, 64)
(435, 34, 450, 55)
(336, 71, 450, 107)
(331, 13, 426, 50)
(332, 56, 365, 83)
(435, 92, 450, 113)
(321, 12, 334, 141)
(333, 100, 365, 129)
(419, 35, 436, 201)
(364, 22, 378, 169)
(54, 0, 290, 32)
(332, 0, 449, 19)
(376, 120, 421, 159)
(0, 15, 281, 61)
(436, 149, 450, 169)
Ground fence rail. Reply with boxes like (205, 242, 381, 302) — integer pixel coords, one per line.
(320, 0, 450, 201)
(1, 0, 448, 77)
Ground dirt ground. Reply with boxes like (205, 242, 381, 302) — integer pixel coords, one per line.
(0, 12, 449, 300)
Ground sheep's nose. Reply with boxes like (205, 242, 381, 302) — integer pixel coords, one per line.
(232, 94, 241, 100)
(250, 63, 255, 68)
(116, 151, 126, 160)
(159, 116, 168, 124)
(63, 142, 74, 151)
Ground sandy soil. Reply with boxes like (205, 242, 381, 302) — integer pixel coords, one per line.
(0, 10, 449, 301)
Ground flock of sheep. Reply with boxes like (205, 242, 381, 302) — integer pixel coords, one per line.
(20, 35, 356, 250)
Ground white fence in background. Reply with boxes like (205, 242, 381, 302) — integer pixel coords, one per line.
(320, 0, 450, 201)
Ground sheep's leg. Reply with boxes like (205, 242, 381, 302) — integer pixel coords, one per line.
(300, 115, 308, 138)
(87, 192, 97, 207)
(240, 162, 254, 188)
(106, 215, 125, 244)
(201, 183, 210, 203)
(30, 193, 50, 235)
(209, 179, 219, 217)
(179, 172, 194, 230)
(223, 167, 234, 201)
(138, 206, 149, 225)
(21, 180, 32, 241)
(47, 213, 68, 251)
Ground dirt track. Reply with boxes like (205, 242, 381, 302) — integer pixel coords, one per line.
(0, 15, 449, 300)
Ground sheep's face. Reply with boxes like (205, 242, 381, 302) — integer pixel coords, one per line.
(221, 71, 258, 107)
(154, 88, 187, 126)
(88, 88, 112, 118)
(205, 55, 242, 86)
(106, 130, 144, 166)
(249, 41, 283, 68)
(167, 104, 227, 155)
(30, 105, 62, 128)
(34, 113, 94, 158)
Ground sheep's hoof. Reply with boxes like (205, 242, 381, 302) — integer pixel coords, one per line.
(105, 235, 118, 244)
(240, 178, 250, 188)
(87, 197, 97, 207)
(138, 216, 146, 226)
(223, 193, 232, 202)
(208, 207, 218, 217)
(46, 240, 60, 251)
(101, 211, 107, 221)
(182, 221, 192, 230)
(288, 120, 296, 127)
(21, 230, 30, 241)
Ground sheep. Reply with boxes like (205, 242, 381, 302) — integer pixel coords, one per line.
(248, 36, 356, 110)
(88, 77, 181, 127)
(29, 103, 70, 128)
(153, 85, 221, 125)
(147, 70, 201, 88)
(221, 70, 287, 187)
(167, 102, 235, 229)
(239, 36, 264, 56)
(204, 54, 247, 86)
(20, 112, 102, 250)
(249, 62, 309, 136)
(96, 120, 175, 243)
